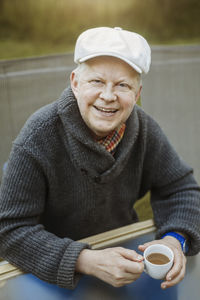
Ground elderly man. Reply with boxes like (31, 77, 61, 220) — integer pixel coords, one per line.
(0, 27, 200, 290)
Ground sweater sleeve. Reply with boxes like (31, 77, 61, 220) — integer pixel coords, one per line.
(144, 117, 200, 256)
(0, 144, 90, 289)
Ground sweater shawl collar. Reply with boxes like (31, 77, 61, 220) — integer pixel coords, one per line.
(57, 87, 140, 183)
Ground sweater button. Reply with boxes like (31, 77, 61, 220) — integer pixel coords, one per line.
(80, 168, 88, 175)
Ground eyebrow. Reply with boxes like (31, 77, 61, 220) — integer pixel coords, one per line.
(116, 77, 131, 82)
(88, 72, 104, 78)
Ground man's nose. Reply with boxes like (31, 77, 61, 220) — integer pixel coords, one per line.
(100, 84, 117, 102)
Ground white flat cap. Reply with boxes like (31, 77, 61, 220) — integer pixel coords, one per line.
(74, 27, 151, 74)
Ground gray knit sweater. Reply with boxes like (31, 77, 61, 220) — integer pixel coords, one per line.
(0, 87, 200, 289)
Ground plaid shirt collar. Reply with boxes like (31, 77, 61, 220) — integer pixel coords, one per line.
(96, 123, 126, 155)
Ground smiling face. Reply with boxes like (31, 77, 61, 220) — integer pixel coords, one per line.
(70, 56, 141, 138)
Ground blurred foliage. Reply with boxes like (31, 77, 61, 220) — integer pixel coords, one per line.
(126, 0, 200, 43)
(0, 0, 200, 59)
(134, 192, 153, 222)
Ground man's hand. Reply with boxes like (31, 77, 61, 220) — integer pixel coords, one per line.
(138, 236, 187, 289)
(76, 247, 144, 287)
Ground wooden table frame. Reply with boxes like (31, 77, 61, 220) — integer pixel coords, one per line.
(0, 219, 155, 282)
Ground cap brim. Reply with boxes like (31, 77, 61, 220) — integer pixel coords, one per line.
(78, 52, 142, 74)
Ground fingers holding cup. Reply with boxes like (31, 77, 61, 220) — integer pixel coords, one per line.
(162, 249, 186, 289)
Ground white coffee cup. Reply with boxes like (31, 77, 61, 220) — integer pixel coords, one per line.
(143, 244, 174, 280)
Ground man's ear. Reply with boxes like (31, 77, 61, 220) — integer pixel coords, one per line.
(136, 86, 142, 102)
(70, 71, 79, 98)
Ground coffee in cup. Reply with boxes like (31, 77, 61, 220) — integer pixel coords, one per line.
(143, 244, 174, 279)
(146, 252, 170, 265)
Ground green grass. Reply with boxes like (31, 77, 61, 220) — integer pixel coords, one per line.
(1, 37, 200, 61)
(150, 37, 200, 46)
(0, 39, 73, 60)
(0, 0, 199, 60)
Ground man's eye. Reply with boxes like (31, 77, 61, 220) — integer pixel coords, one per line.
(90, 80, 103, 84)
(118, 82, 129, 88)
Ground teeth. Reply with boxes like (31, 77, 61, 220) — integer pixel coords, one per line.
(95, 106, 117, 113)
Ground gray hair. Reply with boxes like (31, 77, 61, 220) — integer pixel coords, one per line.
(73, 63, 88, 80)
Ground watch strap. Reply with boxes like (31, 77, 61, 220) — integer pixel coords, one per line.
(162, 231, 188, 253)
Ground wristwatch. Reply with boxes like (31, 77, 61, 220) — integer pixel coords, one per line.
(162, 232, 189, 254)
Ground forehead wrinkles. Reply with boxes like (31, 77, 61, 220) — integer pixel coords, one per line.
(81, 63, 135, 82)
